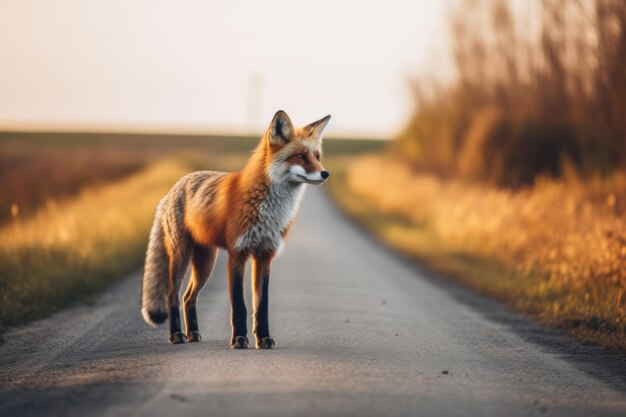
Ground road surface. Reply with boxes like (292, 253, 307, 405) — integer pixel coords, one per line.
(1, 187, 626, 417)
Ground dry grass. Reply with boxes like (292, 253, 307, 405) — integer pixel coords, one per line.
(0, 132, 383, 224)
(0, 145, 145, 224)
(0, 160, 189, 334)
(0, 132, 256, 224)
(330, 154, 626, 354)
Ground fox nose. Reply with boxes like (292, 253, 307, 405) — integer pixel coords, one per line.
(320, 171, 330, 180)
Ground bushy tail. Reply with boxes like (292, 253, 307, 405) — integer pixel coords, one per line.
(141, 200, 170, 327)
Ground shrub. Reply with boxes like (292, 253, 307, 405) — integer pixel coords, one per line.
(482, 119, 582, 187)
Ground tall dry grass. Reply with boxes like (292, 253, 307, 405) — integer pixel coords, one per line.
(399, 0, 626, 186)
(0, 160, 189, 333)
(338, 155, 626, 351)
(0, 146, 144, 224)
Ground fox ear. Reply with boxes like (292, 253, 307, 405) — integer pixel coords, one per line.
(305, 115, 332, 141)
(268, 110, 294, 145)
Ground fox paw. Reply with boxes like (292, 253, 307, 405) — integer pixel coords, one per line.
(185, 331, 202, 343)
(169, 332, 185, 344)
(256, 337, 275, 349)
(230, 336, 249, 349)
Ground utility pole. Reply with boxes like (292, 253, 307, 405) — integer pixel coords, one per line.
(247, 72, 263, 135)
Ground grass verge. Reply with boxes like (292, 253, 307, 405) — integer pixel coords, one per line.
(0, 160, 189, 337)
(326, 155, 626, 356)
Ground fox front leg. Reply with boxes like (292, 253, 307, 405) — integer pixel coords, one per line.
(228, 253, 249, 349)
(252, 253, 274, 349)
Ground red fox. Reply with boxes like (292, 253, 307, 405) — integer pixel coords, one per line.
(141, 111, 331, 348)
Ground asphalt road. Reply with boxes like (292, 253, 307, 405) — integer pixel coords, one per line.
(2, 187, 626, 417)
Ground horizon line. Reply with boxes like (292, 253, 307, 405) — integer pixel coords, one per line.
(0, 121, 390, 141)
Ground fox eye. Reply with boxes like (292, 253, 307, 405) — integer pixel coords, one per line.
(315, 153, 321, 161)
(294, 154, 305, 160)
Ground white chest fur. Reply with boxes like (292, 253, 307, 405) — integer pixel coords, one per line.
(234, 183, 305, 252)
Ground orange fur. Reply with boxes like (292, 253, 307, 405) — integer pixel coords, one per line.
(183, 123, 327, 253)
(141, 110, 331, 347)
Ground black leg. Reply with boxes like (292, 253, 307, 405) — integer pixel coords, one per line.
(168, 246, 191, 345)
(184, 304, 199, 332)
(253, 254, 274, 349)
(168, 303, 184, 344)
(228, 253, 249, 349)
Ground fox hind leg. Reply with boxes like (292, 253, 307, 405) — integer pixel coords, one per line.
(182, 245, 217, 342)
(167, 245, 192, 344)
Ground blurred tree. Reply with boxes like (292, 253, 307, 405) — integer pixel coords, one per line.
(399, 0, 626, 185)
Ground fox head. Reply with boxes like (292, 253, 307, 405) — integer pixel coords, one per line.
(264, 110, 331, 185)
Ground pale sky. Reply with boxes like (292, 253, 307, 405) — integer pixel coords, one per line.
(0, 0, 451, 138)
